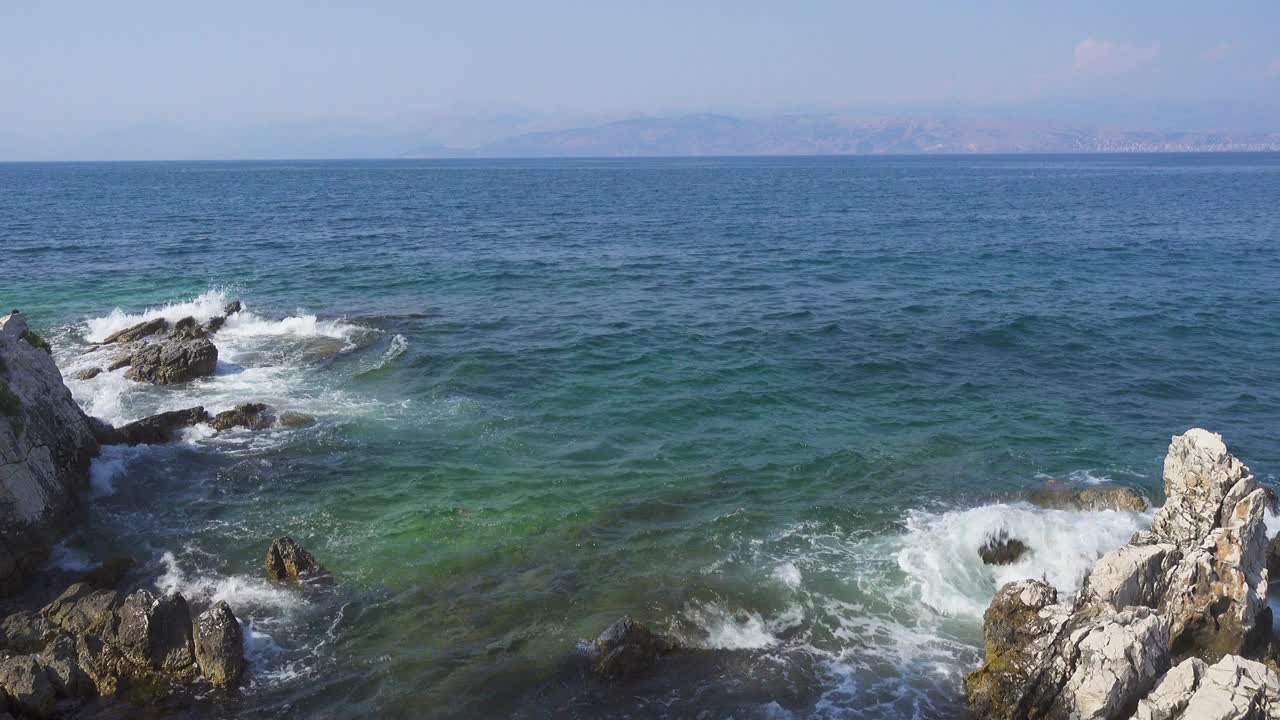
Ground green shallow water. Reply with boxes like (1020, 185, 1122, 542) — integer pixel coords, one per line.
(3, 154, 1280, 718)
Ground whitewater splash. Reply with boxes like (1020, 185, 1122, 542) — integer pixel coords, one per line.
(57, 289, 382, 429)
(82, 288, 362, 345)
(680, 499, 1153, 718)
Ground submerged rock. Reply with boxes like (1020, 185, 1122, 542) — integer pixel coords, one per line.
(124, 337, 218, 385)
(99, 318, 167, 345)
(277, 411, 316, 428)
(265, 536, 328, 583)
(1027, 483, 1148, 513)
(978, 530, 1030, 565)
(104, 406, 211, 445)
(78, 556, 139, 590)
(966, 429, 1277, 719)
(193, 601, 245, 688)
(0, 311, 102, 595)
(210, 402, 274, 431)
(591, 615, 674, 681)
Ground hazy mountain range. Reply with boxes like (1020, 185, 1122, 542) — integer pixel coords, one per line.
(404, 114, 1280, 158)
(5, 100, 1280, 161)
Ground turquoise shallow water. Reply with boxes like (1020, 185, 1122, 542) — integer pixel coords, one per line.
(3, 154, 1280, 718)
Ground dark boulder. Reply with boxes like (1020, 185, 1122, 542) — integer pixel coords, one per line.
(78, 556, 139, 590)
(1267, 535, 1280, 579)
(210, 403, 274, 431)
(204, 316, 226, 334)
(74, 367, 103, 380)
(105, 407, 210, 445)
(265, 536, 328, 583)
(591, 615, 673, 681)
(223, 300, 242, 316)
(106, 590, 197, 678)
(42, 582, 121, 637)
(978, 530, 1030, 565)
(100, 318, 167, 345)
(124, 338, 217, 385)
(193, 601, 245, 688)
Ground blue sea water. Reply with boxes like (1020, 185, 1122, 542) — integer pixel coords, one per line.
(2, 154, 1280, 718)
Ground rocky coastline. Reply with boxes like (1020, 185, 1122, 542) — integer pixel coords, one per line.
(5, 304, 1280, 718)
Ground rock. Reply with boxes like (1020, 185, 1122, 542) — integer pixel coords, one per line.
(124, 337, 218, 385)
(966, 429, 1275, 719)
(99, 318, 167, 345)
(210, 402, 274, 431)
(1150, 429, 1253, 546)
(1269, 535, 1280, 580)
(1084, 542, 1176, 610)
(1134, 655, 1280, 719)
(0, 312, 102, 595)
(979, 530, 1030, 565)
(0, 655, 55, 718)
(106, 590, 197, 678)
(965, 585, 1169, 720)
(277, 411, 316, 428)
(39, 634, 90, 698)
(591, 615, 673, 680)
(204, 316, 226, 334)
(265, 536, 328, 583)
(75, 367, 103, 380)
(0, 611, 55, 654)
(170, 316, 207, 340)
(193, 601, 245, 687)
(78, 556, 139, 589)
(1160, 485, 1269, 662)
(1027, 483, 1148, 512)
(106, 353, 132, 371)
(104, 406, 211, 445)
(224, 300, 242, 316)
(42, 582, 121, 636)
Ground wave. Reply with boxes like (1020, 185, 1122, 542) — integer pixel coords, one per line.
(82, 288, 363, 345)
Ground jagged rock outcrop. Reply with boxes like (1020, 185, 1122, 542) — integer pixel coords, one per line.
(0, 581, 248, 715)
(1133, 655, 1280, 719)
(590, 615, 674, 681)
(966, 429, 1278, 720)
(99, 318, 167, 345)
(265, 536, 328, 583)
(124, 338, 218, 385)
(0, 312, 101, 595)
(210, 403, 274, 431)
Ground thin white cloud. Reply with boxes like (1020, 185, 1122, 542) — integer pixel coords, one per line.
(1072, 39, 1161, 74)
(1201, 41, 1240, 63)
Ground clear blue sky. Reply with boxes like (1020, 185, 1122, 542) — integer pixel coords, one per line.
(2, 0, 1278, 137)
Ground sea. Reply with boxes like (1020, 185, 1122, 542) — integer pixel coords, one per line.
(3, 153, 1279, 719)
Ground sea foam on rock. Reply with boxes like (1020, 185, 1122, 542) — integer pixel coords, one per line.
(965, 429, 1278, 719)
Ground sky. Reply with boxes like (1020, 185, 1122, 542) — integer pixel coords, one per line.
(2, 1, 1279, 155)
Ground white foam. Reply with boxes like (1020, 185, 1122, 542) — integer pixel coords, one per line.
(682, 601, 804, 650)
(88, 444, 150, 496)
(157, 551, 303, 614)
(83, 289, 232, 342)
(45, 541, 96, 573)
(896, 503, 1149, 618)
(774, 561, 803, 589)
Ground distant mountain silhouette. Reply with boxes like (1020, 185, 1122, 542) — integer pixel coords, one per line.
(403, 114, 1280, 158)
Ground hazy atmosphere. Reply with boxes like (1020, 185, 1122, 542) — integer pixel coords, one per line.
(4, 1, 1280, 159)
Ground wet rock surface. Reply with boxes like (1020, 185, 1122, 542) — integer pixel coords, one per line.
(979, 530, 1030, 565)
(102, 407, 211, 446)
(264, 536, 328, 583)
(209, 403, 274, 431)
(591, 615, 674, 681)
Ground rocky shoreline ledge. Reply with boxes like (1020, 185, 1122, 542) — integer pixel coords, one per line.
(1, 310, 326, 718)
(6, 306, 1280, 718)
